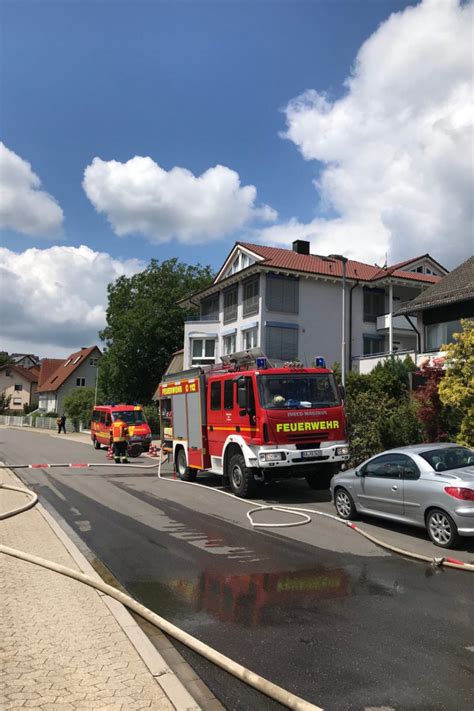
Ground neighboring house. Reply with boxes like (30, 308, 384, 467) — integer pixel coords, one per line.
(10, 353, 40, 369)
(37, 346, 101, 413)
(178, 241, 445, 372)
(0, 364, 40, 410)
(395, 256, 474, 360)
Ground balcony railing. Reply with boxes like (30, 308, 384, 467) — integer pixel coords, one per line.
(376, 313, 418, 332)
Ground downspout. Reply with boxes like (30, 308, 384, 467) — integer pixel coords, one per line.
(404, 314, 421, 356)
(348, 281, 359, 369)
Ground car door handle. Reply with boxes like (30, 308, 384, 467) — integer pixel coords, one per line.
(391, 485, 398, 491)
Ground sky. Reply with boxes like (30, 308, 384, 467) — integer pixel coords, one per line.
(1, 0, 473, 357)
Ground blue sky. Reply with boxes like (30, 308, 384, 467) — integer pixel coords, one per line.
(1, 0, 472, 355)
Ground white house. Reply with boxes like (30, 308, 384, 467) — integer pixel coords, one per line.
(178, 241, 446, 373)
(0, 364, 39, 410)
(37, 346, 101, 413)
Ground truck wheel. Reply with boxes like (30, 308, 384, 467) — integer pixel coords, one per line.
(305, 463, 338, 491)
(228, 453, 256, 498)
(93, 438, 101, 450)
(176, 447, 197, 482)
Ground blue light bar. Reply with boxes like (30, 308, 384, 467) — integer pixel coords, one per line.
(256, 357, 267, 369)
(315, 357, 326, 368)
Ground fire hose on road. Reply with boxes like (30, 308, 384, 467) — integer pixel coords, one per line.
(1, 454, 473, 708)
(0, 473, 321, 711)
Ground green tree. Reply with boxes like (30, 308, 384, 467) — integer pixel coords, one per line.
(0, 352, 12, 368)
(63, 387, 95, 430)
(438, 319, 474, 446)
(99, 258, 213, 404)
(0, 390, 11, 414)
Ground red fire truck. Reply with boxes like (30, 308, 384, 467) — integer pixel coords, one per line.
(158, 352, 349, 497)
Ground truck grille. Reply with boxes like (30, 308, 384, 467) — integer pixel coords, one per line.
(288, 433, 325, 444)
(293, 441, 322, 450)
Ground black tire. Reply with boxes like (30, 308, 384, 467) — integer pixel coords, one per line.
(334, 487, 358, 520)
(127, 443, 142, 458)
(228, 452, 256, 498)
(426, 508, 461, 549)
(306, 463, 338, 491)
(176, 447, 197, 482)
(93, 438, 101, 450)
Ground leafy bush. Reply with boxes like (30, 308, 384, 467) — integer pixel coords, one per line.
(438, 319, 474, 447)
(32, 411, 58, 422)
(345, 356, 421, 466)
(143, 404, 160, 435)
(63, 388, 95, 431)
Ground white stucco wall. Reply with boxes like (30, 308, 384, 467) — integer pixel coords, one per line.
(182, 268, 427, 371)
(38, 351, 99, 413)
(55, 356, 99, 413)
(0, 371, 36, 410)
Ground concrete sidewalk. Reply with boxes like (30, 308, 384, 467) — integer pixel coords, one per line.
(0, 467, 199, 711)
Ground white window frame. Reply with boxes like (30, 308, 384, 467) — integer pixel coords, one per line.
(76, 377, 86, 386)
(242, 327, 258, 350)
(223, 333, 236, 356)
(191, 338, 216, 365)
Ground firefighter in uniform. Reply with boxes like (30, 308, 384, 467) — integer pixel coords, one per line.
(112, 417, 129, 464)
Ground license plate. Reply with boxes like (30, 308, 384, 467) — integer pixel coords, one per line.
(301, 450, 322, 459)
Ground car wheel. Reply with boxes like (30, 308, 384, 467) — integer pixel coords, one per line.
(93, 438, 101, 450)
(228, 453, 256, 498)
(176, 448, 197, 482)
(426, 509, 460, 549)
(334, 488, 358, 520)
(127, 443, 142, 458)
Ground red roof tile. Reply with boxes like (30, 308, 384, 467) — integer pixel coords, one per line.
(38, 359, 65, 387)
(237, 242, 441, 284)
(37, 346, 101, 393)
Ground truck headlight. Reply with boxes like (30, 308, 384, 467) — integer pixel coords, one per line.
(336, 446, 350, 456)
(259, 452, 285, 462)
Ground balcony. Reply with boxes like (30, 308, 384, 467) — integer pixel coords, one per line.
(376, 313, 418, 332)
(353, 349, 445, 375)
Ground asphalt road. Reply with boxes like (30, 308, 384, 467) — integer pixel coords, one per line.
(1, 427, 473, 711)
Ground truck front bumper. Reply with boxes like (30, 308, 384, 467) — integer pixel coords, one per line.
(253, 443, 350, 469)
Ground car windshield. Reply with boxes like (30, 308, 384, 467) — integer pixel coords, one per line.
(420, 446, 474, 472)
(258, 374, 340, 409)
(112, 410, 146, 424)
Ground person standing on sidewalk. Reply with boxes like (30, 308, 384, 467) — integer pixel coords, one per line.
(112, 417, 129, 463)
(56, 416, 62, 434)
(59, 414, 67, 433)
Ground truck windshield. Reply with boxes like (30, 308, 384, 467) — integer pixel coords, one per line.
(258, 374, 340, 409)
(111, 410, 146, 424)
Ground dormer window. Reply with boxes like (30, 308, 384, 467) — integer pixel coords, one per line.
(64, 359, 72, 367)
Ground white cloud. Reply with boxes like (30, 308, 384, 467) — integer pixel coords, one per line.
(271, 0, 473, 267)
(0, 143, 64, 236)
(0, 245, 143, 356)
(83, 156, 277, 244)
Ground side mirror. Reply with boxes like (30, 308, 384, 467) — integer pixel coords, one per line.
(339, 385, 345, 400)
(355, 467, 365, 477)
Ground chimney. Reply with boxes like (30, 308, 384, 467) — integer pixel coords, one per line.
(292, 240, 310, 255)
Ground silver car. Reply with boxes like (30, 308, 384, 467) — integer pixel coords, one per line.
(330, 443, 474, 548)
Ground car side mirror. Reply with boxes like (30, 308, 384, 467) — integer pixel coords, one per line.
(355, 468, 365, 477)
(338, 385, 345, 400)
